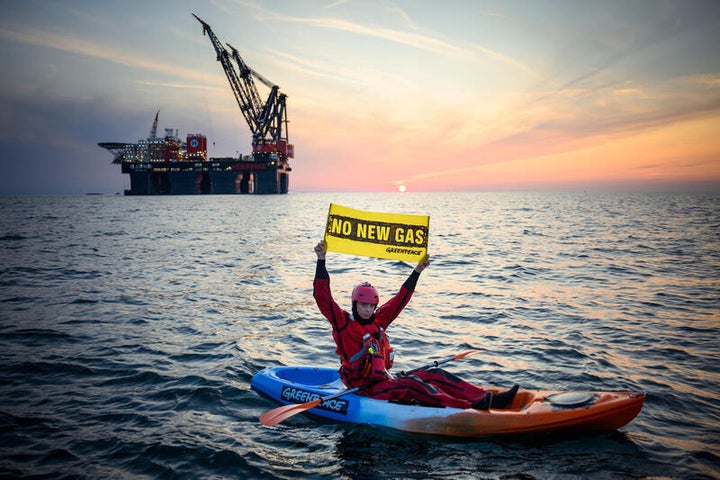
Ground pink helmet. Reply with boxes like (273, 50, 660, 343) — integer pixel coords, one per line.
(352, 282, 379, 305)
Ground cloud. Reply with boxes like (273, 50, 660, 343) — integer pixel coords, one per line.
(689, 74, 720, 88)
(0, 22, 222, 87)
(390, 73, 720, 188)
(324, 0, 352, 10)
(552, 2, 720, 92)
(235, 0, 542, 79)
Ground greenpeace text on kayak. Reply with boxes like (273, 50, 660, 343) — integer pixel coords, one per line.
(281, 386, 349, 414)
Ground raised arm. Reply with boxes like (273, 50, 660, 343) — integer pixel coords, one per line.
(414, 254, 430, 273)
(314, 240, 326, 261)
(313, 240, 348, 332)
(375, 254, 431, 329)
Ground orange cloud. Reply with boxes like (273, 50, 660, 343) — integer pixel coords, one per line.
(290, 101, 720, 192)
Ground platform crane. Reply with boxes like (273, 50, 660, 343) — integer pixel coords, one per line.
(149, 110, 159, 139)
(192, 14, 294, 167)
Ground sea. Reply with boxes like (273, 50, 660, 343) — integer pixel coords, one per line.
(0, 192, 718, 479)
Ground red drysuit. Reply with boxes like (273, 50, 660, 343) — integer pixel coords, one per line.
(313, 259, 488, 409)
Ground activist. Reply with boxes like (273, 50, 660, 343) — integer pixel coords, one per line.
(313, 240, 519, 410)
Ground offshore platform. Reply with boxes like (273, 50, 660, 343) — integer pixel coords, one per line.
(99, 14, 294, 195)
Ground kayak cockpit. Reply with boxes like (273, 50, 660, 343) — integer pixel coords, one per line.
(272, 366, 341, 388)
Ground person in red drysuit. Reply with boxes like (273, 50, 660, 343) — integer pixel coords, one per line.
(313, 240, 518, 410)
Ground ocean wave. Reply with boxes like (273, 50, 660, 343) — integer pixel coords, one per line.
(0, 192, 717, 479)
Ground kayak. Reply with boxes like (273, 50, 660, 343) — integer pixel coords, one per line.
(250, 366, 645, 437)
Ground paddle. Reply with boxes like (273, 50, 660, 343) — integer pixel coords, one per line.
(259, 349, 480, 427)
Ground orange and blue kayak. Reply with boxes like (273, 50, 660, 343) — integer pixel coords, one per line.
(251, 366, 645, 437)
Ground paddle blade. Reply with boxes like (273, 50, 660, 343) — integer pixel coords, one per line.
(453, 349, 481, 360)
(260, 399, 321, 427)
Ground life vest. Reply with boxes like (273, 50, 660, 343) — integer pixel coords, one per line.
(337, 315, 394, 385)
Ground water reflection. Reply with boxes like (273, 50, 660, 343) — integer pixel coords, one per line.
(332, 424, 656, 479)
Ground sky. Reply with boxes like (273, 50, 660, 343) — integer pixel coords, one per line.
(1, 0, 719, 194)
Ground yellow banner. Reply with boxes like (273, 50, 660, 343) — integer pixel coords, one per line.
(323, 203, 429, 262)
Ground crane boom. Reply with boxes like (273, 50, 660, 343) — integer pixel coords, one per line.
(192, 14, 258, 136)
(192, 14, 293, 162)
(149, 110, 159, 139)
